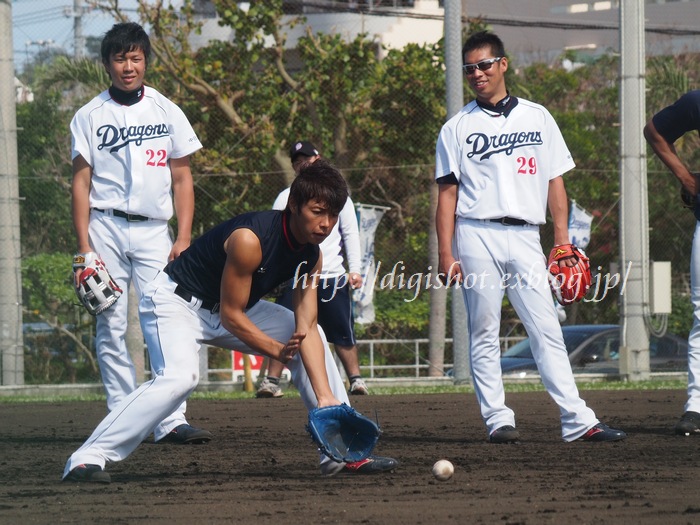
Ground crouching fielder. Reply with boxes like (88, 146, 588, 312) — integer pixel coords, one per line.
(62, 160, 398, 483)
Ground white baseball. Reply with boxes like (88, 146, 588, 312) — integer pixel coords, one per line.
(432, 459, 454, 481)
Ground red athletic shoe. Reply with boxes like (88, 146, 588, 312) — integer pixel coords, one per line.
(344, 456, 399, 473)
(578, 423, 626, 442)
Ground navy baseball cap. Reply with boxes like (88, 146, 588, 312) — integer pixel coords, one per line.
(289, 141, 319, 161)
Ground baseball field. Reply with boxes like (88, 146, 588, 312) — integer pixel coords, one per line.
(1, 388, 698, 524)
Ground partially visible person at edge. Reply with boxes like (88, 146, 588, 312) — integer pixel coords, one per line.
(434, 30, 627, 444)
(63, 160, 399, 483)
(256, 141, 369, 398)
(70, 22, 211, 444)
(644, 89, 700, 436)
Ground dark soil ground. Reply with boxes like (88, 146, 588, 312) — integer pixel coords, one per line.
(1, 389, 699, 525)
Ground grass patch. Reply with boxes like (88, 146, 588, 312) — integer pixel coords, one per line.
(192, 379, 687, 400)
(0, 393, 107, 404)
(0, 379, 686, 404)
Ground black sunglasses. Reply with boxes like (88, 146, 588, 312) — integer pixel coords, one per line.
(462, 57, 503, 75)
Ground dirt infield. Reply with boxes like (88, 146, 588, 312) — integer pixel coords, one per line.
(2, 389, 699, 524)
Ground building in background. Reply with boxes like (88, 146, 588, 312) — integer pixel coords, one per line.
(189, 0, 700, 66)
(14, 77, 33, 103)
(11, 1, 700, 71)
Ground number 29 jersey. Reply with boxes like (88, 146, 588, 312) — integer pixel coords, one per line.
(70, 86, 202, 221)
(435, 97, 575, 225)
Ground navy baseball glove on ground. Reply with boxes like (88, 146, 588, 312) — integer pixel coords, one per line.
(306, 404, 380, 463)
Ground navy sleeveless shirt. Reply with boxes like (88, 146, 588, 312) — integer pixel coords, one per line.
(165, 210, 320, 309)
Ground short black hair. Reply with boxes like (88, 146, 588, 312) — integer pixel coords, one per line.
(288, 159, 348, 216)
(462, 31, 506, 64)
(101, 22, 151, 66)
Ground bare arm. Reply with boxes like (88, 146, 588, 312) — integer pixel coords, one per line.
(218, 230, 339, 407)
(292, 253, 341, 407)
(72, 155, 93, 254)
(643, 119, 696, 193)
(169, 156, 195, 261)
(548, 176, 570, 247)
(547, 176, 578, 268)
(218, 229, 301, 362)
(436, 183, 462, 284)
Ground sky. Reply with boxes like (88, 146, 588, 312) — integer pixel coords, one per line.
(11, 0, 139, 73)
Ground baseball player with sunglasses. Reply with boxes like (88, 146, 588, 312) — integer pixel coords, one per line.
(70, 22, 211, 445)
(435, 31, 626, 444)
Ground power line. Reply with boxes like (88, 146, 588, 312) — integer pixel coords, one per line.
(295, 1, 700, 36)
(13, 7, 66, 26)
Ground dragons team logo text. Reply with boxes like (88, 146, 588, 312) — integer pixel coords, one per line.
(466, 130, 543, 160)
(96, 123, 169, 153)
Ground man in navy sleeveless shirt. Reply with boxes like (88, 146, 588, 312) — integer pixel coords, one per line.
(63, 160, 398, 483)
(645, 90, 700, 436)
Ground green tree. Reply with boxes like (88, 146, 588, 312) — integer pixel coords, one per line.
(22, 253, 99, 384)
(16, 90, 74, 256)
(23, 0, 700, 346)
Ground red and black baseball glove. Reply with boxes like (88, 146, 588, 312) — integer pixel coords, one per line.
(547, 244, 592, 306)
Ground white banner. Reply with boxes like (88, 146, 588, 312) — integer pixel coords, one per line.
(568, 200, 593, 250)
(353, 203, 389, 324)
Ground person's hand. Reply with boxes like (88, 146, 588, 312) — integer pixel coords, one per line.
(73, 245, 95, 285)
(549, 245, 577, 267)
(348, 272, 363, 289)
(169, 238, 191, 261)
(547, 244, 592, 305)
(278, 331, 306, 363)
(554, 255, 577, 268)
(438, 256, 463, 286)
(316, 396, 342, 408)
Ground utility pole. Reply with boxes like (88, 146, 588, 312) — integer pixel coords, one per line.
(68, 0, 85, 59)
(0, 0, 25, 385)
(618, 0, 650, 381)
(428, 0, 458, 377)
(444, 0, 469, 383)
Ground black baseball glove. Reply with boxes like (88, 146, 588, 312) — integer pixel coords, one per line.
(680, 185, 696, 210)
(680, 173, 700, 216)
(306, 404, 380, 463)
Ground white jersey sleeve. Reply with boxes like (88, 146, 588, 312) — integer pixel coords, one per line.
(337, 197, 362, 275)
(272, 187, 290, 211)
(540, 104, 576, 180)
(317, 197, 356, 277)
(435, 105, 474, 185)
(71, 90, 111, 168)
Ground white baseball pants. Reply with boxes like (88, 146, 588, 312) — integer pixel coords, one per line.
(455, 219, 599, 441)
(88, 211, 187, 438)
(685, 221, 700, 413)
(63, 271, 350, 477)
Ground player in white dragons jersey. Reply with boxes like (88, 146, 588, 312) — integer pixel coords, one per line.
(435, 31, 626, 444)
(70, 22, 211, 446)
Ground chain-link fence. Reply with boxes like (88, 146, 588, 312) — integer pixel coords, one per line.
(9, 1, 700, 385)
